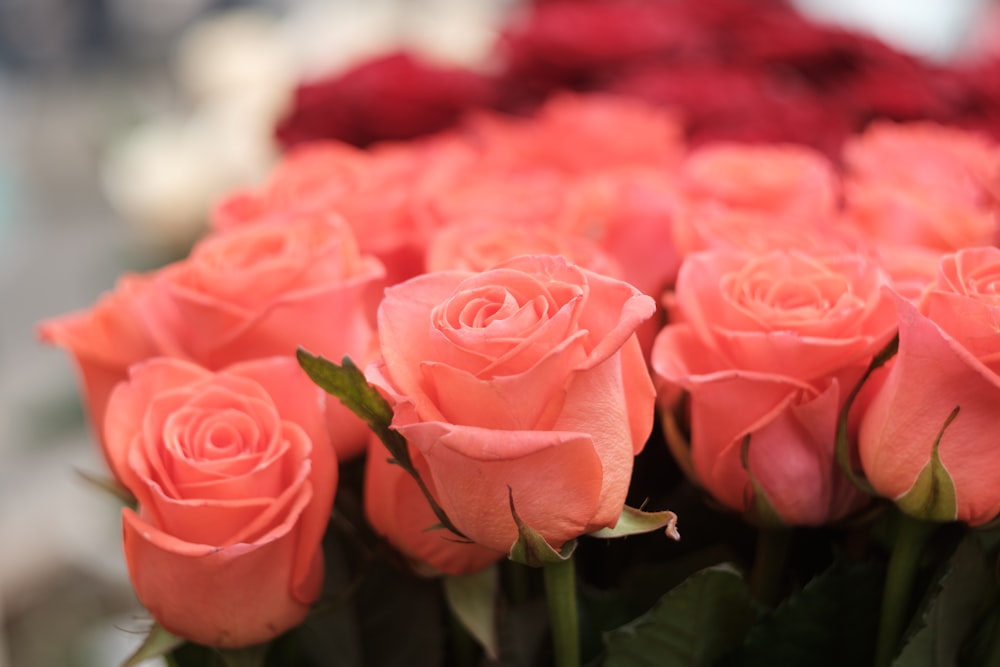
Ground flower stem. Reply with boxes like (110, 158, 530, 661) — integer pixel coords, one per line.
(749, 527, 792, 607)
(985, 612, 1000, 667)
(543, 555, 580, 667)
(874, 511, 936, 667)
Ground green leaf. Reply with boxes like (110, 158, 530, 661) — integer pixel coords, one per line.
(892, 531, 998, 667)
(589, 505, 680, 541)
(724, 561, 882, 667)
(296, 349, 467, 539)
(121, 623, 185, 667)
(896, 406, 959, 523)
(295, 351, 408, 465)
(508, 488, 577, 567)
(602, 565, 761, 667)
(443, 565, 501, 660)
(76, 468, 136, 508)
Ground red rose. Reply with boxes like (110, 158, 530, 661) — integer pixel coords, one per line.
(275, 52, 498, 149)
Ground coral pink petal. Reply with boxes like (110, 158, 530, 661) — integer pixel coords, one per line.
(122, 508, 320, 648)
(397, 422, 604, 553)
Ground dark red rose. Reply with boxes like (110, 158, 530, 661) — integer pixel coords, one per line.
(497, 0, 701, 90)
(275, 52, 499, 149)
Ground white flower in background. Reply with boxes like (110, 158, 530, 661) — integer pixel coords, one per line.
(101, 0, 514, 252)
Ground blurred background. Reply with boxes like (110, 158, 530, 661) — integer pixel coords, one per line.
(0, 0, 995, 665)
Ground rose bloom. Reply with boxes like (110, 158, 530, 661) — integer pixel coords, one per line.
(104, 357, 336, 647)
(498, 0, 698, 87)
(841, 122, 1000, 253)
(651, 249, 897, 525)
(671, 203, 858, 262)
(411, 148, 680, 302)
(36, 274, 159, 442)
(678, 142, 840, 221)
(366, 255, 656, 553)
(467, 93, 685, 175)
(214, 140, 429, 284)
(409, 163, 610, 243)
(859, 247, 1000, 525)
(274, 51, 498, 149)
(426, 220, 623, 278)
(40, 214, 383, 460)
(364, 436, 503, 576)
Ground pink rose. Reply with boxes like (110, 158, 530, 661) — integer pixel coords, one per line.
(468, 93, 685, 175)
(104, 357, 336, 647)
(841, 121, 1000, 253)
(41, 215, 384, 460)
(367, 255, 656, 553)
(651, 249, 896, 524)
(859, 247, 1000, 525)
(425, 220, 623, 278)
(409, 164, 609, 242)
(671, 203, 858, 261)
(37, 274, 158, 440)
(678, 142, 839, 220)
(214, 141, 427, 284)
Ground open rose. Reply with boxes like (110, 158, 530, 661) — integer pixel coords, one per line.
(425, 220, 623, 278)
(214, 141, 426, 284)
(859, 247, 1000, 525)
(652, 249, 896, 525)
(366, 255, 656, 553)
(678, 142, 839, 220)
(40, 215, 383, 460)
(841, 122, 1000, 253)
(104, 356, 336, 647)
(37, 274, 159, 442)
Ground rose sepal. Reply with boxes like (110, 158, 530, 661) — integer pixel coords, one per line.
(121, 623, 184, 667)
(895, 405, 960, 522)
(589, 504, 681, 541)
(507, 488, 577, 567)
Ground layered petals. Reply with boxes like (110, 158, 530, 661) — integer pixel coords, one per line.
(105, 357, 337, 646)
(367, 254, 656, 558)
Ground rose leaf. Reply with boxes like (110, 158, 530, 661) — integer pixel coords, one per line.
(296, 349, 410, 466)
(602, 564, 761, 667)
(297, 348, 468, 539)
(76, 467, 137, 508)
(443, 564, 501, 660)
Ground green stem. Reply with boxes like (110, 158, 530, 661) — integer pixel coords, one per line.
(983, 608, 1000, 667)
(543, 555, 581, 667)
(749, 527, 792, 607)
(506, 559, 532, 606)
(874, 512, 936, 667)
(214, 645, 268, 667)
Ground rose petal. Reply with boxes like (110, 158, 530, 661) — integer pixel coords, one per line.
(397, 421, 604, 552)
(122, 505, 320, 648)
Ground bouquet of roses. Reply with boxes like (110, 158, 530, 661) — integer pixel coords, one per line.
(39, 85, 1000, 667)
